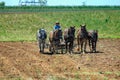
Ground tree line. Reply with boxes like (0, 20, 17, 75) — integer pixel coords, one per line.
(0, 1, 5, 7)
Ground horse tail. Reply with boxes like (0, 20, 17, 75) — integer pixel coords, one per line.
(49, 31, 54, 42)
(63, 29, 68, 39)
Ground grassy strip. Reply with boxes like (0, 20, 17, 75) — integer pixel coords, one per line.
(0, 10, 120, 41)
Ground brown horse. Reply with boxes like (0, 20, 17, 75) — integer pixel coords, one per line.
(88, 30, 98, 52)
(64, 26, 75, 54)
(49, 29, 63, 53)
(77, 25, 88, 53)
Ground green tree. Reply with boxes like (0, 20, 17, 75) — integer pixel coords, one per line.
(0, 1, 5, 7)
(38, 0, 47, 6)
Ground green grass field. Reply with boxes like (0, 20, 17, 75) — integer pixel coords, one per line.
(0, 9, 120, 41)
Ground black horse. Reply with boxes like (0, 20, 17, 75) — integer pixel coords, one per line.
(77, 25, 88, 53)
(36, 29, 47, 53)
(49, 29, 63, 53)
(88, 30, 98, 52)
(64, 26, 75, 54)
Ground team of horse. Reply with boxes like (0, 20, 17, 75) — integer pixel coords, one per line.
(36, 25, 98, 54)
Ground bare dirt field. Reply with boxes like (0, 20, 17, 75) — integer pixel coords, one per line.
(0, 39, 120, 80)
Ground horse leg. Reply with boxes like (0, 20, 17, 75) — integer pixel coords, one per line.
(77, 38, 80, 51)
(71, 41, 74, 53)
(83, 40, 87, 53)
(92, 41, 94, 52)
(65, 42, 68, 53)
(41, 40, 43, 53)
(69, 42, 71, 54)
(53, 42, 56, 53)
(56, 45, 59, 54)
(94, 41, 97, 52)
(69, 41, 73, 54)
(81, 42, 83, 53)
(39, 44, 42, 52)
(50, 42, 54, 54)
(93, 41, 96, 53)
(89, 39, 92, 52)
(39, 40, 42, 52)
(49, 43, 51, 52)
(42, 40, 45, 53)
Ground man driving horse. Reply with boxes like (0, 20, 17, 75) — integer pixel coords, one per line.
(53, 21, 61, 30)
(53, 21, 63, 42)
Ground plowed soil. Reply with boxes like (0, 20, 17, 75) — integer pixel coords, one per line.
(0, 39, 120, 80)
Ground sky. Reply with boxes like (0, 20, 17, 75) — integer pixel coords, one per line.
(0, 0, 120, 6)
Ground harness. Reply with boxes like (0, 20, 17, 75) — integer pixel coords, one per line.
(53, 29, 62, 45)
(39, 29, 47, 40)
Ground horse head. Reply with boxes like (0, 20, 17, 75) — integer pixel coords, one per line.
(79, 24, 88, 38)
(80, 24, 87, 32)
(68, 26, 75, 38)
